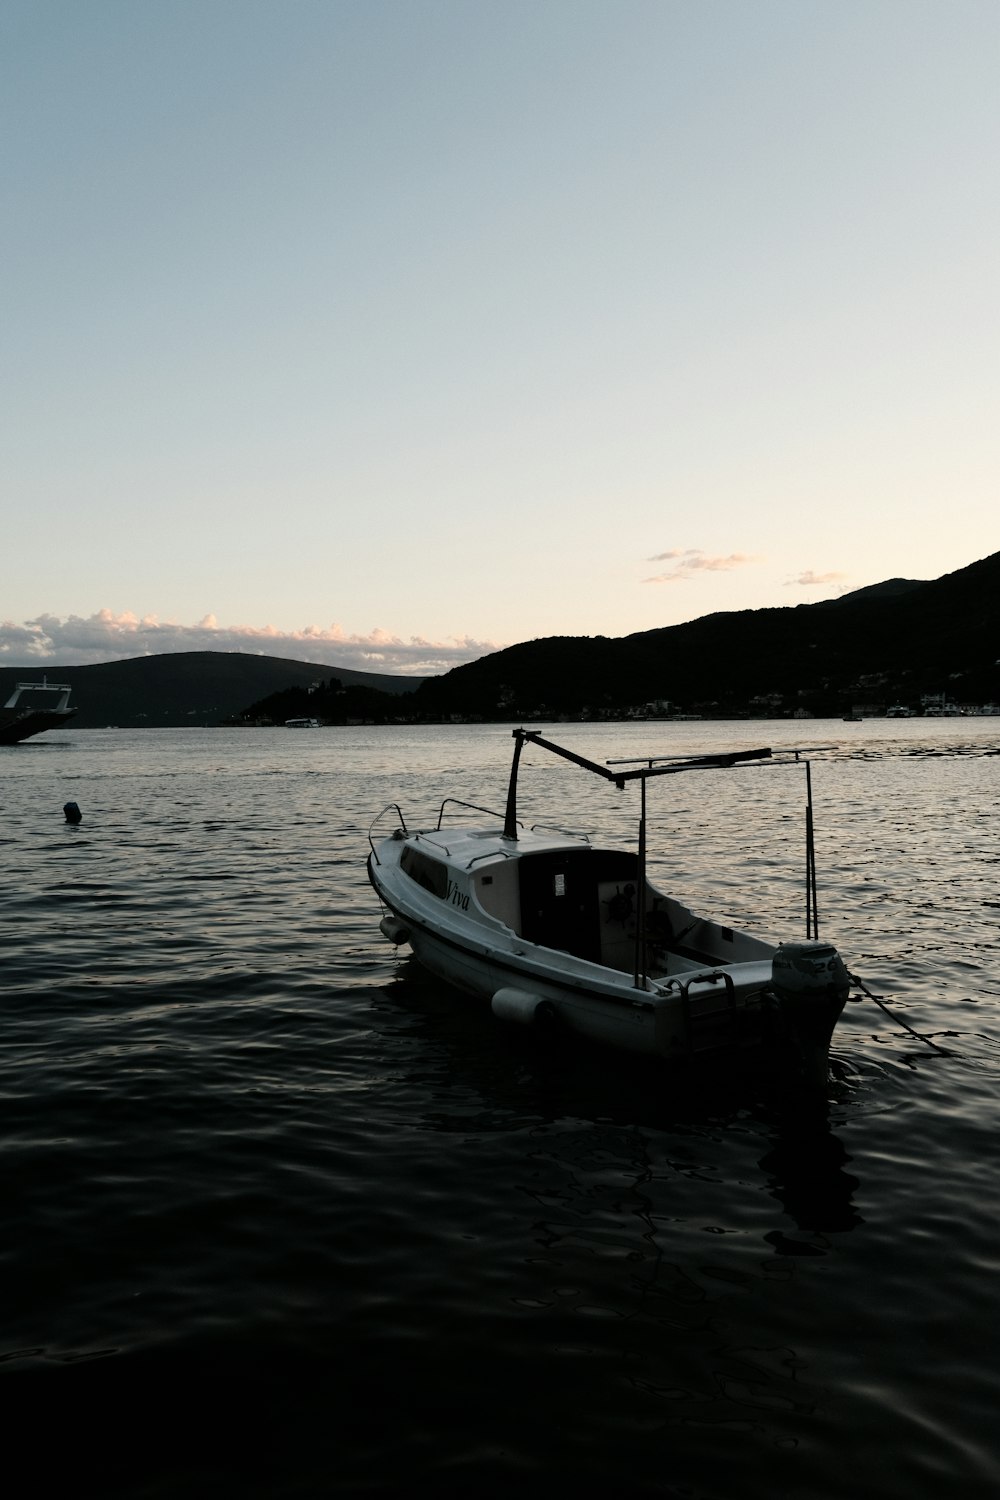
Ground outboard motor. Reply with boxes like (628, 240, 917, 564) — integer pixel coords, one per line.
(771, 940, 850, 1086)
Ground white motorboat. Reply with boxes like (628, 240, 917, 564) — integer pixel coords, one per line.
(368, 730, 854, 1082)
(285, 717, 321, 728)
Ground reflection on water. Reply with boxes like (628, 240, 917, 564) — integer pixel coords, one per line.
(759, 1119, 863, 1242)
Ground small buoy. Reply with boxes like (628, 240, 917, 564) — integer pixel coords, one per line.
(63, 801, 82, 823)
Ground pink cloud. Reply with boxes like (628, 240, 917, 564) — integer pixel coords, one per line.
(785, 570, 849, 588)
(0, 611, 504, 675)
(643, 550, 761, 584)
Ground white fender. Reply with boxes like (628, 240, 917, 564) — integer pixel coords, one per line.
(491, 988, 552, 1026)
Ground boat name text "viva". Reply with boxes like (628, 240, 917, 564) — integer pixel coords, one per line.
(447, 880, 470, 911)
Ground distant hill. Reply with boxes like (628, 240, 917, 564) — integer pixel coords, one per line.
(411, 551, 1000, 719)
(0, 652, 423, 729)
(4, 552, 997, 728)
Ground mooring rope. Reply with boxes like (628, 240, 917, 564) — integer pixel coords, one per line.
(849, 971, 952, 1055)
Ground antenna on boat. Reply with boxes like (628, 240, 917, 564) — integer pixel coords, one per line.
(633, 775, 647, 989)
(805, 759, 819, 939)
(503, 731, 528, 838)
(775, 748, 823, 939)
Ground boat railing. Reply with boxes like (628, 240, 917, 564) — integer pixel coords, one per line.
(408, 830, 455, 857)
(368, 803, 408, 861)
(657, 969, 737, 1004)
(435, 797, 508, 830)
(528, 822, 591, 842)
(409, 828, 522, 867)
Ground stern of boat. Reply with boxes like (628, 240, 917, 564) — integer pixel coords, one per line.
(767, 940, 850, 1085)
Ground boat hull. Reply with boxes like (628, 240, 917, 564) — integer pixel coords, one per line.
(0, 708, 77, 745)
(368, 838, 847, 1068)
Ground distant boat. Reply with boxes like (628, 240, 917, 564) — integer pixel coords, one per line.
(285, 717, 321, 728)
(886, 705, 914, 718)
(0, 679, 77, 745)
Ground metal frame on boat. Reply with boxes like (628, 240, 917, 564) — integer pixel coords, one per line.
(368, 729, 853, 1080)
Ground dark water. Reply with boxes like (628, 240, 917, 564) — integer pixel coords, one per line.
(2, 721, 998, 1497)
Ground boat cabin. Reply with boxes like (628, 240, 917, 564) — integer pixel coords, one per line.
(399, 833, 772, 979)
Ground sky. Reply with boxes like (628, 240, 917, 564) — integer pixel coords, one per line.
(3, 1, 998, 674)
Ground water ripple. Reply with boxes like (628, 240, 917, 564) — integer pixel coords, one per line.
(2, 722, 998, 1496)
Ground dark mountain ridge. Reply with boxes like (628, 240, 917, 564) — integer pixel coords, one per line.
(0, 652, 423, 729)
(818, 577, 927, 607)
(412, 551, 1000, 719)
